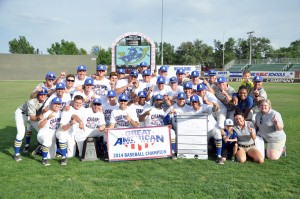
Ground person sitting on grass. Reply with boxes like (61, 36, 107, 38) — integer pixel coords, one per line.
(221, 119, 238, 162)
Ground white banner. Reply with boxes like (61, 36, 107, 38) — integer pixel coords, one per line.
(107, 126, 172, 161)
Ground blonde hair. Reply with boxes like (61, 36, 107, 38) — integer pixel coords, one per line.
(259, 99, 271, 108)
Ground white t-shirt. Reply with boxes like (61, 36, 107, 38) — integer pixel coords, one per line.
(39, 110, 62, 132)
(141, 106, 165, 127)
(93, 78, 111, 102)
(110, 107, 139, 128)
(81, 108, 106, 133)
(72, 90, 95, 108)
(74, 75, 88, 88)
(44, 92, 71, 111)
(129, 103, 152, 127)
(102, 102, 119, 126)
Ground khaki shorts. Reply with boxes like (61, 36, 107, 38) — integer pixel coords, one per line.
(266, 139, 286, 150)
(238, 144, 257, 153)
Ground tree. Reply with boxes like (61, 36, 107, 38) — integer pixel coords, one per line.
(96, 48, 111, 65)
(156, 42, 176, 65)
(8, 36, 35, 54)
(47, 40, 87, 55)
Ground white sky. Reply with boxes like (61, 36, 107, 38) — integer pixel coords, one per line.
(0, 0, 299, 54)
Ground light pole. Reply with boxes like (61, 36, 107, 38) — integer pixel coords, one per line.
(222, 31, 225, 69)
(247, 31, 254, 65)
(160, 0, 164, 65)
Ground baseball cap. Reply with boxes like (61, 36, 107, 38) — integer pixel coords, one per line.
(177, 92, 186, 99)
(130, 70, 138, 77)
(117, 69, 125, 74)
(96, 64, 106, 71)
(169, 76, 178, 83)
(138, 91, 147, 98)
(56, 82, 65, 89)
(191, 70, 200, 77)
(197, 83, 207, 91)
(154, 94, 163, 100)
(176, 68, 185, 74)
(190, 95, 200, 102)
(157, 76, 166, 84)
(93, 98, 102, 105)
(217, 76, 227, 83)
(51, 97, 62, 104)
(139, 62, 148, 67)
(142, 70, 151, 76)
(107, 90, 116, 97)
(184, 82, 193, 89)
(224, 119, 234, 126)
(84, 78, 94, 85)
(159, 66, 168, 72)
(77, 65, 87, 71)
(38, 87, 48, 95)
(119, 94, 129, 101)
(45, 72, 56, 80)
(209, 69, 217, 76)
(253, 76, 263, 82)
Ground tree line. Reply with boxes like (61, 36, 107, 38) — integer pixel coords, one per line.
(8, 36, 300, 68)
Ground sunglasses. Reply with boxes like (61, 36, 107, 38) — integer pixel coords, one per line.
(97, 70, 105, 72)
(67, 79, 75, 82)
(119, 100, 128, 102)
(47, 79, 54, 81)
(93, 103, 101, 106)
(260, 117, 263, 124)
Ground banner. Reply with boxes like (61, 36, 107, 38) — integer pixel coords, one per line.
(107, 126, 172, 161)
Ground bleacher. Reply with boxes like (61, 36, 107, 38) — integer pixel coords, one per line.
(248, 64, 287, 71)
(228, 64, 246, 72)
(288, 64, 300, 71)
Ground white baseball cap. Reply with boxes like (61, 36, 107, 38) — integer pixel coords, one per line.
(224, 119, 234, 126)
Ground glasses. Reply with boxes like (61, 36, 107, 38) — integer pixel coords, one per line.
(47, 79, 54, 81)
(93, 103, 101, 106)
(260, 117, 263, 124)
(56, 88, 65, 90)
(97, 70, 105, 72)
(119, 100, 128, 102)
(67, 79, 75, 82)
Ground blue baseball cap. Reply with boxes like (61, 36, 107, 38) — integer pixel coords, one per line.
(96, 64, 106, 71)
(45, 72, 56, 80)
(56, 82, 65, 89)
(51, 97, 62, 104)
(177, 92, 187, 99)
(142, 70, 151, 76)
(139, 62, 148, 67)
(154, 94, 163, 100)
(130, 70, 138, 77)
(38, 87, 48, 95)
(197, 83, 207, 91)
(190, 95, 200, 102)
(217, 76, 227, 83)
(93, 98, 102, 105)
(119, 94, 129, 101)
(138, 91, 147, 98)
(107, 90, 116, 97)
(169, 76, 178, 83)
(77, 65, 87, 71)
(253, 76, 263, 82)
(84, 78, 94, 85)
(209, 69, 217, 76)
(184, 82, 193, 89)
(176, 68, 185, 74)
(157, 76, 166, 84)
(117, 69, 125, 74)
(159, 66, 168, 72)
(191, 70, 200, 77)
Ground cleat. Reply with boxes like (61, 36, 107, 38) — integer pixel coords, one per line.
(216, 157, 224, 165)
(103, 153, 109, 161)
(42, 159, 50, 166)
(23, 145, 30, 153)
(14, 154, 22, 162)
(61, 158, 68, 166)
(31, 145, 42, 156)
(231, 156, 235, 162)
(172, 153, 177, 160)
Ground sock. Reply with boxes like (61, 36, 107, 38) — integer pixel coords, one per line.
(172, 143, 176, 153)
(42, 145, 49, 159)
(25, 131, 32, 146)
(59, 142, 67, 158)
(14, 139, 22, 155)
(103, 142, 108, 154)
(215, 139, 222, 157)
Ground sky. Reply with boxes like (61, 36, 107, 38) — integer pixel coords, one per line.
(0, 0, 299, 54)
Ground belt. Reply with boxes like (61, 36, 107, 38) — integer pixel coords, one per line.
(238, 143, 255, 148)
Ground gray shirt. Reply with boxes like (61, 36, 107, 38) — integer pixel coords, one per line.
(249, 87, 267, 113)
(19, 98, 45, 116)
(233, 121, 255, 145)
(255, 109, 286, 143)
(213, 85, 236, 111)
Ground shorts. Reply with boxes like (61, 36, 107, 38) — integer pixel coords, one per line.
(222, 141, 237, 158)
(238, 143, 257, 153)
(266, 139, 286, 150)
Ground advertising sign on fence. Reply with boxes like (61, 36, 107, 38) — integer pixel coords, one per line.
(107, 126, 172, 161)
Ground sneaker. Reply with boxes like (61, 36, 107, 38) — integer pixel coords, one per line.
(42, 159, 50, 166)
(172, 153, 177, 160)
(31, 145, 42, 156)
(216, 157, 224, 165)
(14, 154, 22, 162)
(281, 146, 287, 157)
(61, 158, 68, 166)
(103, 153, 109, 161)
(23, 145, 30, 153)
(231, 156, 236, 162)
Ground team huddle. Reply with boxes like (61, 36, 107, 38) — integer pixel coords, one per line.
(13, 62, 287, 166)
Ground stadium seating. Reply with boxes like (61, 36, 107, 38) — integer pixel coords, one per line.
(248, 64, 287, 71)
(288, 64, 300, 71)
(228, 64, 246, 72)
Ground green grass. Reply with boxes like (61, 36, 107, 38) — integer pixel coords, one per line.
(0, 81, 300, 198)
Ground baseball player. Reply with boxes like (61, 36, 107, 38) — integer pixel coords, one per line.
(73, 65, 88, 88)
(56, 95, 86, 165)
(93, 64, 111, 102)
(169, 76, 184, 102)
(37, 97, 62, 166)
(108, 94, 139, 129)
(63, 74, 76, 98)
(14, 87, 48, 161)
(115, 70, 140, 101)
(43, 82, 71, 111)
(137, 62, 149, 81)
(189, 70, 203, 92)
(74, 98, 106, 158)
(109, 71, 118, 91)
(30, 72, 56, 99)
(129, 91, 152, 127)
(72, 78, 96, 108)
(182, 82, 195, 106)
(102, 90, 119, 127)
(139, 70, 156, 94)
(176, 68, 189, 86)
(221, 119, 238, 162)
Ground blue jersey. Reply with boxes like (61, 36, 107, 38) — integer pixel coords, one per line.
(233, 94, 253, 113)
(222, 129, 237, 148)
